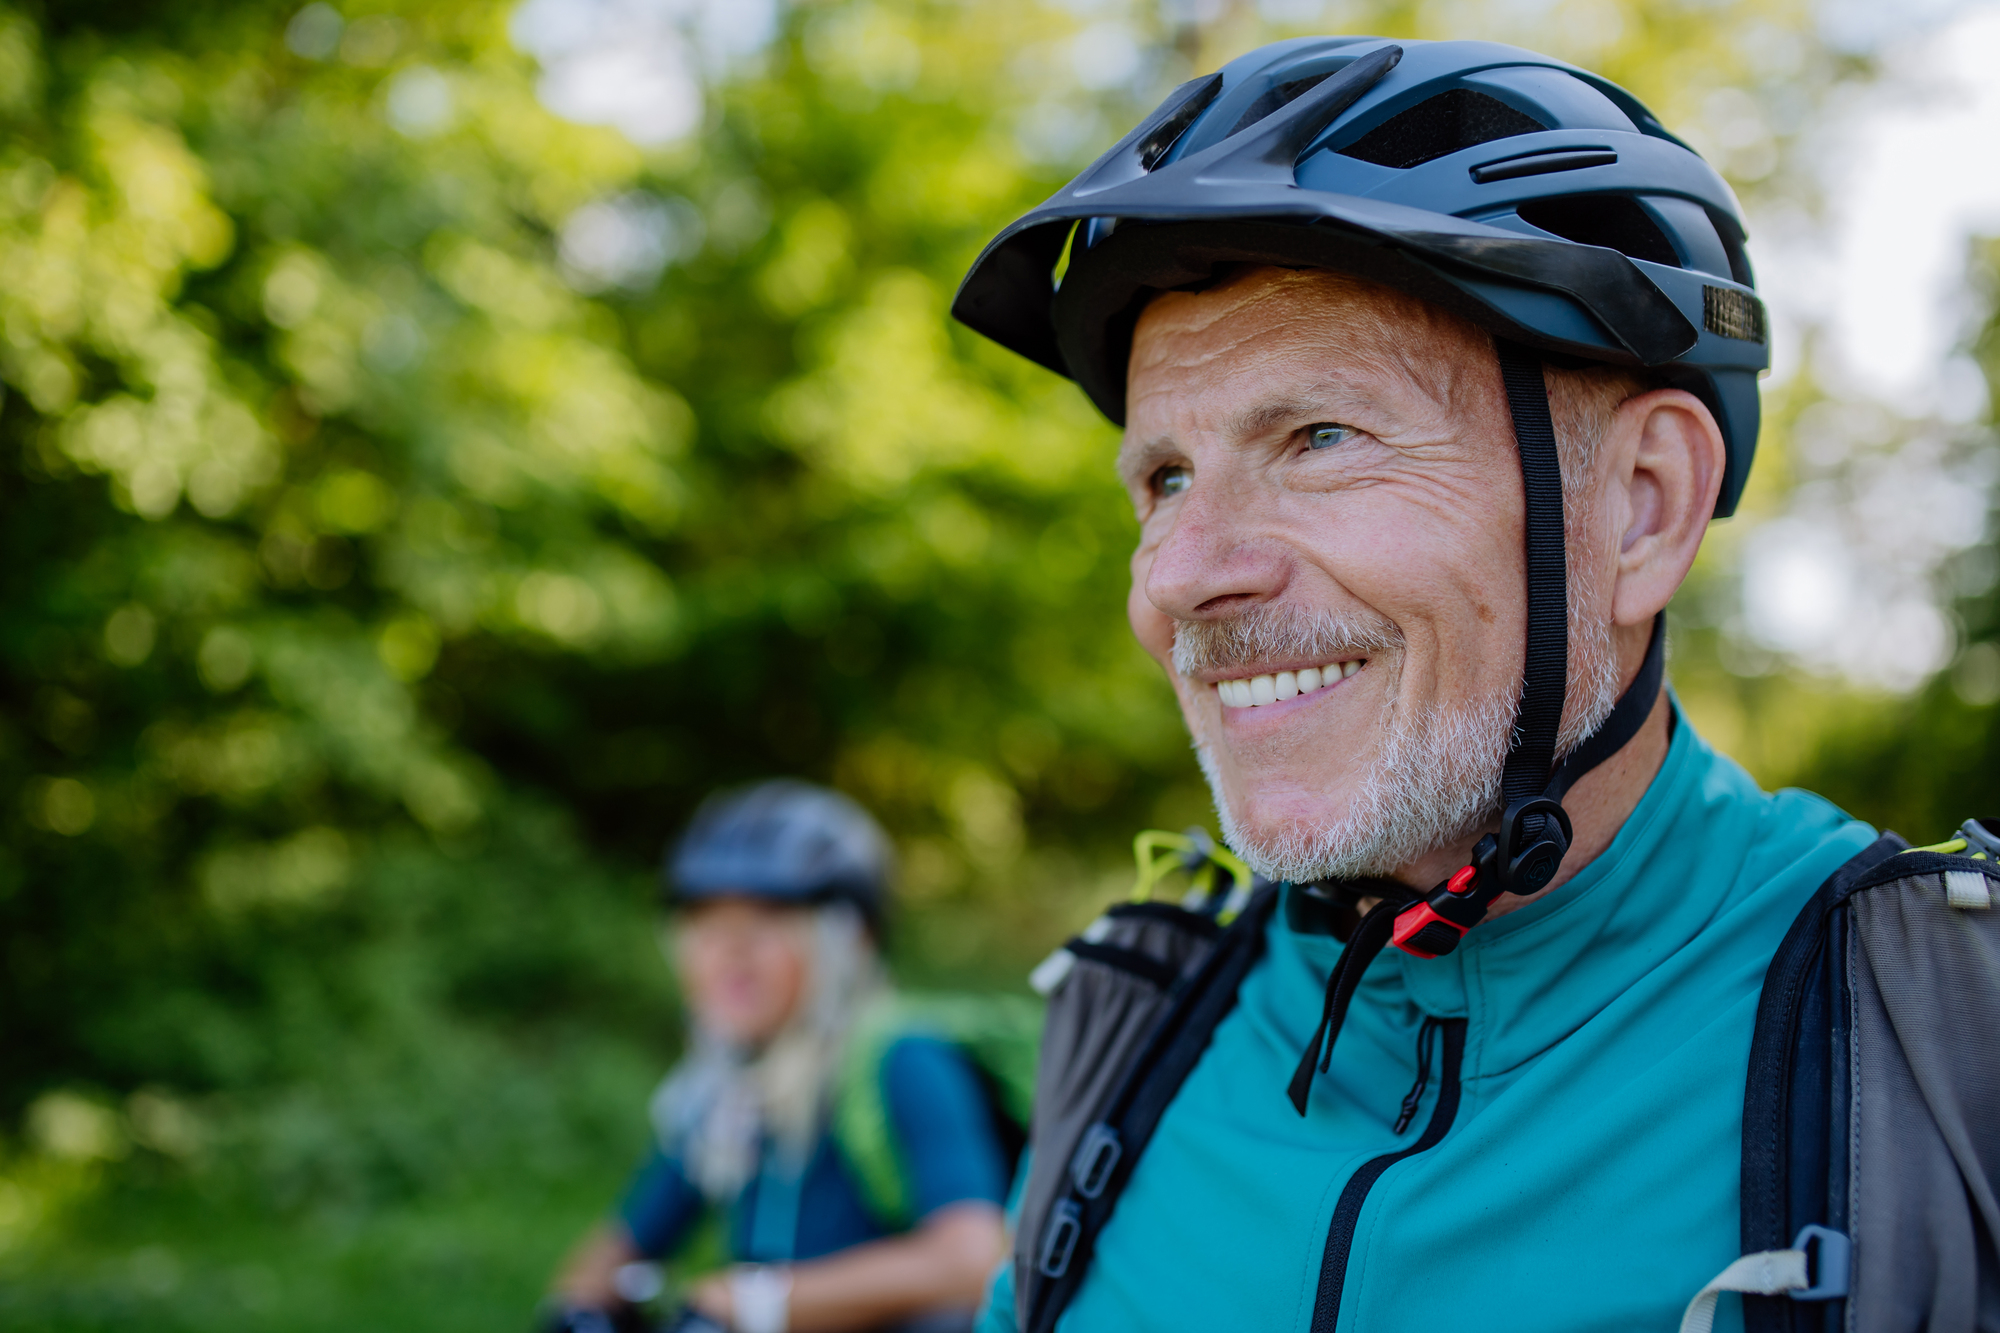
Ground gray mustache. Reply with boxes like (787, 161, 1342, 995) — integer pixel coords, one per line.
(1172, 603, 1402, 677)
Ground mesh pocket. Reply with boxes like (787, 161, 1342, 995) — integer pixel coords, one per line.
(1013, 904, 1222, 1313)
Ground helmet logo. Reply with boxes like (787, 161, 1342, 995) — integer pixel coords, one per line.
(1703, 286, 1766, 343)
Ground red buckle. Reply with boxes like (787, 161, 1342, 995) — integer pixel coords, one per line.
(1445, 865, 1478, 896)
(1391, 901, 1468, 959)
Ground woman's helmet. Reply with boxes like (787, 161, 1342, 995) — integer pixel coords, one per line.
(663, 780, 894, 927)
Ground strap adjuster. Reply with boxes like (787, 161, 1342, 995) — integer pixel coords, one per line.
(1390, 902, 1467, 959)
(1496, 795, 1572, 894)
(1069, 1124, 1122, 1199)
(1788, 1225, 1850, 1301)
(1391, 794, 1577, 959)
(1037, 1200, 1083, 1278)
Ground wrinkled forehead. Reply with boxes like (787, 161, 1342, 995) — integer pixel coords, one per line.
(1123, 265, 1493, 433)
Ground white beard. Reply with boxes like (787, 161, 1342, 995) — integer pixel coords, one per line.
(1176, 602, 1622, 884)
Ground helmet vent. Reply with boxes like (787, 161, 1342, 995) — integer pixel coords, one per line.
(1226, 71, 1333, 139)
(1709, 210, 1755, 286)
(1515, 194, 1680, 268)
(1338, 89, 1545, 169)
(1136, 73, 1225, 172)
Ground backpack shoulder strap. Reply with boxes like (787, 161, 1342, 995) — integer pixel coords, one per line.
(831, 991, 1047, 1232)
(1018, 883, 1279, 1333)
(830, 995, 924, 1230)
(1740, 834, 1904, 1282)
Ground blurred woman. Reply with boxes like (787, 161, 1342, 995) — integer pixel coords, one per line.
(548, 781, 1009, 1333)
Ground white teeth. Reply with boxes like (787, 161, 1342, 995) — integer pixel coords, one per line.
(1214, 659, 1366, 709)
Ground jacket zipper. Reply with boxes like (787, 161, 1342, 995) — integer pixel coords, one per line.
(1308, 1017, 1468, 1333)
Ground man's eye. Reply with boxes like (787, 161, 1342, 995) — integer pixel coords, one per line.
(1153, 465, 1191, 497)
(1307, 422, 1357, 450)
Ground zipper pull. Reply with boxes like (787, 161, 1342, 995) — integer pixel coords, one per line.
(1394, 1016, 1441, 1134)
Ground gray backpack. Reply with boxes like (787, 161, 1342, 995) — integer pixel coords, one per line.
(1013, 833, 1278, 1333)
(1015, 825, 2000, 1333)
(1737, 824, 2000, 1332)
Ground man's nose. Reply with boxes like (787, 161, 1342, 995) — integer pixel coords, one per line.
(1143, 475, 1288, 622)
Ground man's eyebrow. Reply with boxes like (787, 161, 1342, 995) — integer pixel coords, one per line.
(1117, 390, 1373, 478)
(1228, 397, 1342, 441)
(1116, 431, 1176, 480)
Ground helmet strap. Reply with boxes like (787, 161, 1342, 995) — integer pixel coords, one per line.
(1494, 340, 1569, 809)
(1389, 342, 1667, 956)
(1285, 345, 1669, 1113)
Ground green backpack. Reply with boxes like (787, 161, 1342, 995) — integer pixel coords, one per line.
(830, 990, 1042, 1230)
(828, 834, 1237, 1233)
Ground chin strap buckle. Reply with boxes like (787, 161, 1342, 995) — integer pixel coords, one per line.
(1391, 795, 1575, 959)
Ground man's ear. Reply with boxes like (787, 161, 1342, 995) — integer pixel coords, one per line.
(1605, 388, 1725, 627)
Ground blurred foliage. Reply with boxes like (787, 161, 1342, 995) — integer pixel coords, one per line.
(0, 0, 1982, 1326)
(1749, 232, 2000, 837)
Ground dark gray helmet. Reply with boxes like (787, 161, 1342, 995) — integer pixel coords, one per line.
(954, 36, 1749, 947)
(662, 780, 893, 924)
(953, 36, 1767, 514)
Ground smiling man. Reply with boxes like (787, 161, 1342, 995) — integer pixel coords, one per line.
(1123, 268, 1655, 893)
(951, 35, 2000, 1333)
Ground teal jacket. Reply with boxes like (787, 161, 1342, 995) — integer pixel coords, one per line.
(982, 718, 1875, 1332)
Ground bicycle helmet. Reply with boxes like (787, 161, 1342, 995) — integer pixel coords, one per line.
(953, 38, 1759, 1094)
(953, 36, 1765, 512)
(663, 780, 894, 927)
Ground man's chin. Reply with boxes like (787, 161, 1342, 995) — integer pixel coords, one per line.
(1221, 785, 1361, 855)
(1196, 748, 1376, 882)
(1196, 741, 1498, 884)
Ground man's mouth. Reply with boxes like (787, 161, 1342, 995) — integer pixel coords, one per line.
(1213, 659, 1364, 709)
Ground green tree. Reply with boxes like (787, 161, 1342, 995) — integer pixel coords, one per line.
(0, 0, 1909, 1326)
(1771, 233, 2000, 837)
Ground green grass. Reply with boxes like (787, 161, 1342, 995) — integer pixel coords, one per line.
(0, 1021, 672, 1333)
(0, 876, 1065, 1331)
(0, 1147, 630, 1332)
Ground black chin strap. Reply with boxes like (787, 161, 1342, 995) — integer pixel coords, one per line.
(1496, 341, 1569, 811)
(1286, 344, 1668, 1116)
(1546, 613, 1667, 803)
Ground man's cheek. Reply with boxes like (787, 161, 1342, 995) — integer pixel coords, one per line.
(1127, 557, 1175, 666)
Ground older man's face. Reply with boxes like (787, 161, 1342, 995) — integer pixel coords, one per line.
(1121, 266, 1531, 883)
